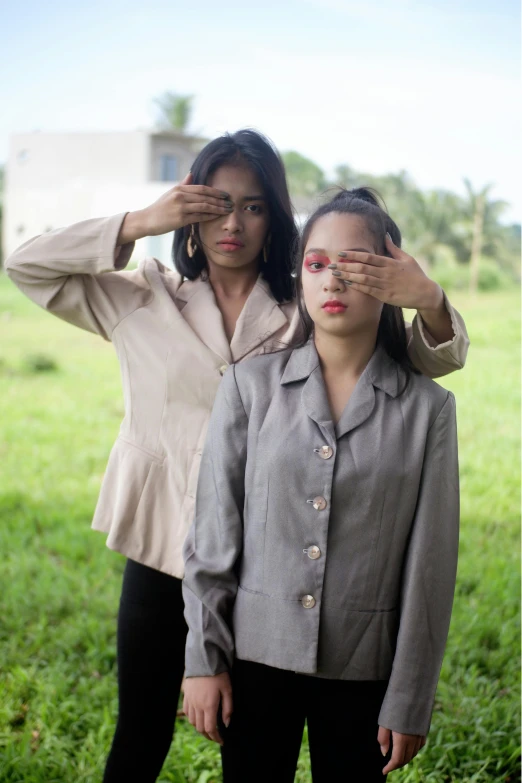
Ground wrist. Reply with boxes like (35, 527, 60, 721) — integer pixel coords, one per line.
(418, 280, 444, 314)
(118, 209, 149, 244)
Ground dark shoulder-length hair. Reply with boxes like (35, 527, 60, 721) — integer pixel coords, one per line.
(294, 187, 420, 390)
(172, 129, 298, 303)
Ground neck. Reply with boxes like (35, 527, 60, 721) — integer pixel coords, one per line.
(207, 260, 259, 299)
(313, 327, 378, 378)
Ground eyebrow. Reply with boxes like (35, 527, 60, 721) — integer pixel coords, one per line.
(305, 247, 372, 254)
(242, 195, 266, 201)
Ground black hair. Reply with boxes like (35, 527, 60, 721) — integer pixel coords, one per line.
(294, 187, 419, 390)
(172, 129, 298, 303)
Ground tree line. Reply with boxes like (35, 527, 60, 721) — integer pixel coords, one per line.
(282, 151, 520, 293)
(1, 93, 518, 292)
(157, 91, 520, 293)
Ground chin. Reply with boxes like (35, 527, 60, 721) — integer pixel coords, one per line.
(209, 254, 259, 270)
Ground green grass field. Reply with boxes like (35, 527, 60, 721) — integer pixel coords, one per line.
(0, 273, 520, 782)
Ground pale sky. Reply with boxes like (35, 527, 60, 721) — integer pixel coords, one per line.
(1, 0, 520, 220)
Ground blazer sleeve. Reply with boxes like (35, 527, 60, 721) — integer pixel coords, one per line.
(405, 291, 470, 378)
(183, 365, 248, 677)
(4, 214, 149, 341)
(378, 392, 459, 737)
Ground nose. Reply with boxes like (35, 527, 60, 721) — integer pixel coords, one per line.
(222, 205, 243, 233)
(324, 272, 346, 293)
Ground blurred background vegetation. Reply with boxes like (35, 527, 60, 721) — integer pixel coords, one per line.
(1, 90, 520, 295)
(161, 91, 521, 294)
(281, 150, 520, 294)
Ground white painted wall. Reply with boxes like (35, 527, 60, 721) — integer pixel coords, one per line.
(4, 131, 203, 266)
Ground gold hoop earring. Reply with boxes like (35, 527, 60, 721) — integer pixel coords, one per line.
(187, 226, 196, 258)
(263, 234, 271, 264)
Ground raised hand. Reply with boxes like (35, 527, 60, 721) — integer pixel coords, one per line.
(328, 234, 443, 312)
(118, 173, 234, 243)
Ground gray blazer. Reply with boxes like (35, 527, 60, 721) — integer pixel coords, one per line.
(183, 340, 459, 736)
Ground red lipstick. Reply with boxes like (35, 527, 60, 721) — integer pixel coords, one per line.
(322, 299, 347, 314)
(218, 238, 244, 252)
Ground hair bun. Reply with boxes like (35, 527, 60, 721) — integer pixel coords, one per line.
(330, 186, 382, 209)
(348, 187, 381, 207)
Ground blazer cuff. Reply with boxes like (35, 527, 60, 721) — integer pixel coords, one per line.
(184, 636, 231, 678)
(378, 690, 434, 738)
(96, 212, 135, 273)
(414, 290, 463, 351)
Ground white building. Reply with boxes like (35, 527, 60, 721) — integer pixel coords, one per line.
(4, 130, 206, 264)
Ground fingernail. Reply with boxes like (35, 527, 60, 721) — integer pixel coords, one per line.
(221, 191, 230, 199)
(338, 251, 348, 258)
(380, 745, 387, 756)
(345, 280, 352, 286)
(386, 232, 393, 243)
(225, 719, 230, 728)
(327, 263, 337, 270)
(331, 270, 342, 277)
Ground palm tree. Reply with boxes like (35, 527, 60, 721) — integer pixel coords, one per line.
(154, 91, 194, 134)
(462, 179, 509, 292)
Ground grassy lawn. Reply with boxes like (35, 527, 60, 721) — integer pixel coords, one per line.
(0, 272, 519, 782)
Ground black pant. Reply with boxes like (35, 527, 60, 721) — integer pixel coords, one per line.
(103, 559, 188, 783)
(221, 660, 391, 783)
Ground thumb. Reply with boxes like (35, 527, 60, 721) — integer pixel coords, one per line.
(221, 685, 234, 729)
(180, 171, 193, 186)
(377, 726, 391, 756)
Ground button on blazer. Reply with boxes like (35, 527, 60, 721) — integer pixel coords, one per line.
(183, 341, 459, 736)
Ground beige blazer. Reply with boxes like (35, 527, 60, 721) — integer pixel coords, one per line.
(5, 213, 470, 577)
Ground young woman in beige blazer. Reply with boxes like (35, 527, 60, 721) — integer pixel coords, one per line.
(5, 130, 469, 782)
(182, 188, 460, 782)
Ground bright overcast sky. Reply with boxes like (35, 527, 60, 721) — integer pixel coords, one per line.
(2, 0, 520, 220)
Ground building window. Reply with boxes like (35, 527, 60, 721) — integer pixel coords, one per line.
(160, 155, 178, 182)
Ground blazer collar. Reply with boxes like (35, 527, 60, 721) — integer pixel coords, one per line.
(230, 275, 288, 362)
(281, 340, 400, 439)
(176, 273, 289, 364)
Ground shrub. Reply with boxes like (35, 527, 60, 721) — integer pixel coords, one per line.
(24, 354, 59, 373)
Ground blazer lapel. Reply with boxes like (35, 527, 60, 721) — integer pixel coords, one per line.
(230, 276, 289, 362)
(282, 341, 400, 442)
(335, 372, 376, 439)
(175, 274, 290, 365)
(281, 341, 336, 442)
(175, 278, 232, 365)
(335, 345, 399, 439)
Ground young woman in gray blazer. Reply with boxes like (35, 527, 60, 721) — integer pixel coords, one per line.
(183, 188, 460, 781)
(6, 131, 467, 781)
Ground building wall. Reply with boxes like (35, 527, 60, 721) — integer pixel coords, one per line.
(150, 134, 201, 183)
(4, 131, 203, 263)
